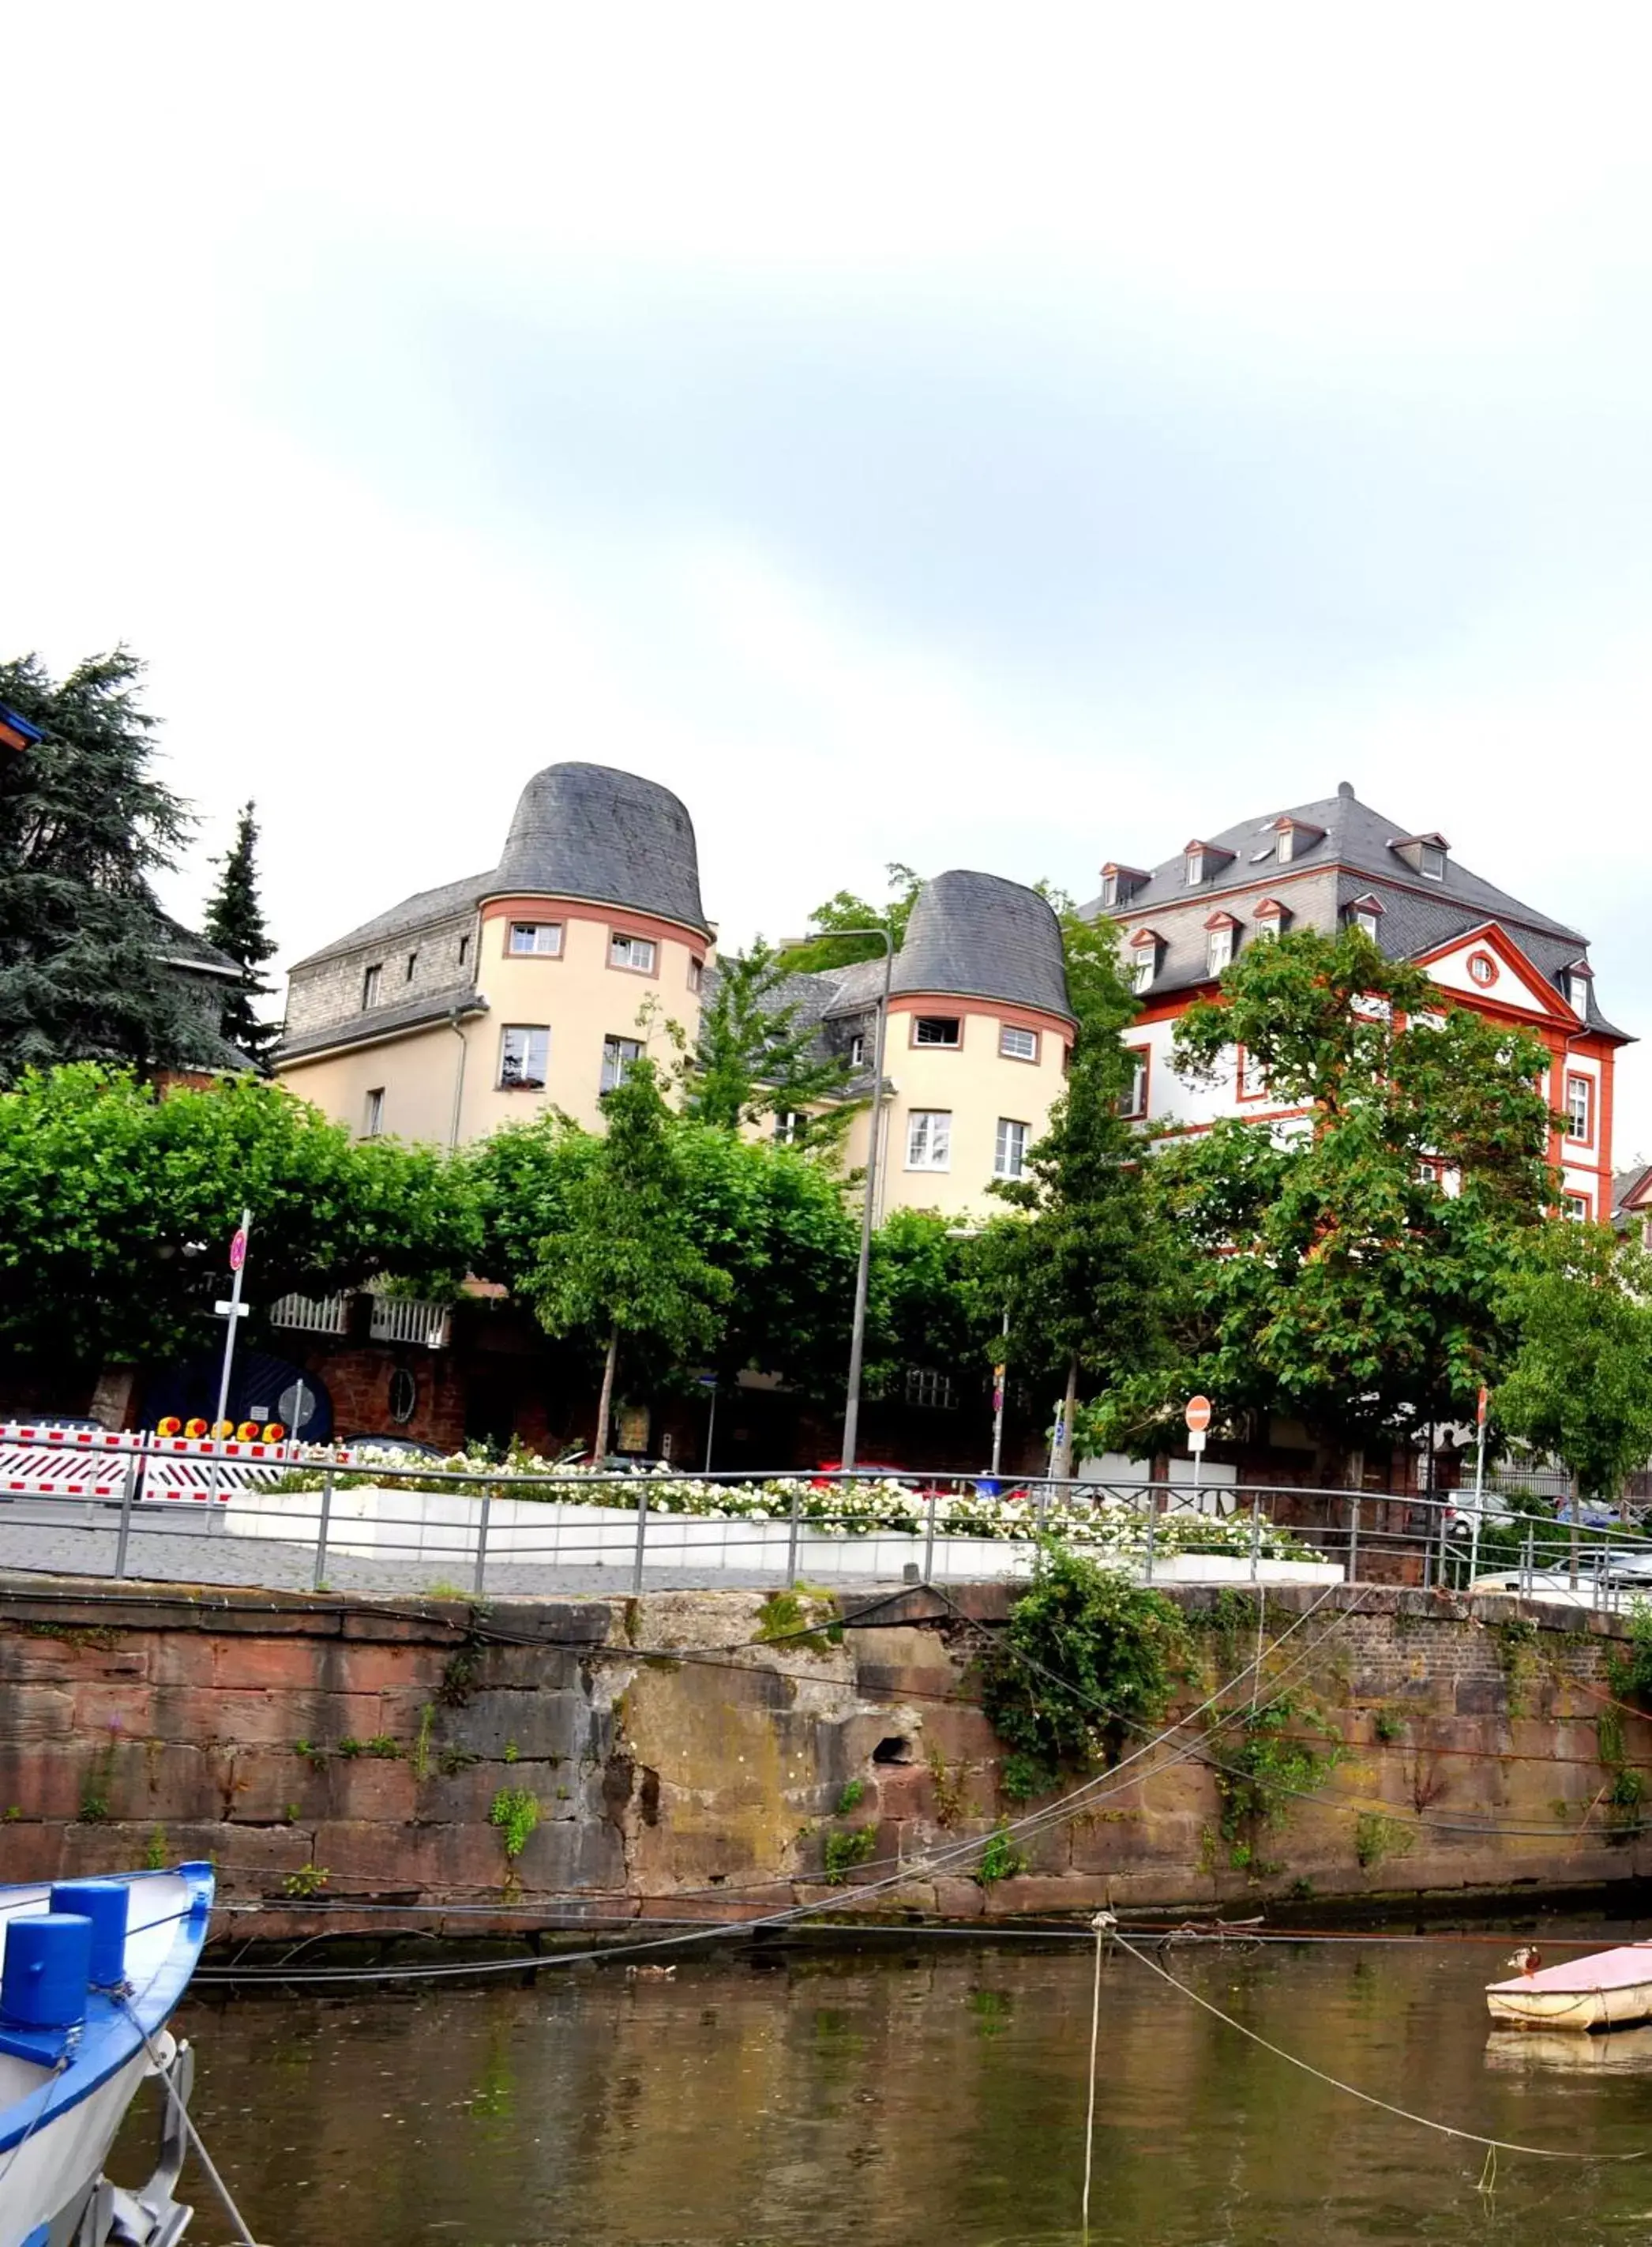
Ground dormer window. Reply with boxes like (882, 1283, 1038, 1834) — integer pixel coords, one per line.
(1346, 892, 1386, 944)
(1267, 817, 1323, 867)
(1204, 912, 1239, 979)
(1276, 828, 1293, 866)
(1252, 897, 1290, 941)
(1185, 847, 1204, 887)
(1099, 862, 1149, 910)
(1392, 832, 1450, 880)
(1557, 962, 1590, 1012)
(1130, 929, 1166, 993)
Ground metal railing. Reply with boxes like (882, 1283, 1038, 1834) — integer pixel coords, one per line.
(2, 1425, 1650, 1614)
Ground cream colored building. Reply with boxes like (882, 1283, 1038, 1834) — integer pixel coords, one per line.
(275, 764, 711, 1142)
(274, 767, 1076, 1219)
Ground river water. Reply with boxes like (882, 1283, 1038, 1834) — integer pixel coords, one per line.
(121, 1937, 1652, 2245)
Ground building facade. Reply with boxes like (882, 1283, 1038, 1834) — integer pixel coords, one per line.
(1087, 782, 1625, 1216)
(275, 763, 715, 1143)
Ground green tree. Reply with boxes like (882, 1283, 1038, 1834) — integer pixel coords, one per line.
(0, 1066, 476, 1373)
(779, 862, 922, 972)
(1496, 1222, 1652, 1537)
(982, 903, 1172, 1476)
(1101, 926, 1555, 1476)
(862, 1208, 990, 1407)
(684, 939, 854, 1142)
(201, 801, 279, 1069)
(524, 1060, 733, 1455)
(0, 651, 206, 1082)
(469, 1101, 859, 1401)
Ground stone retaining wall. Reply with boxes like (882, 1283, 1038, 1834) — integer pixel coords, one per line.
(0, 1576, 1646, 1937)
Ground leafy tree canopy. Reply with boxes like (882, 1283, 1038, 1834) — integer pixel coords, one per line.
(683, 938, 854, 1144)
(201, 801, 279, 1069)
(1497, 1221, 1652, 1504)
(523, 1060, 734, 1449)
(0, 651, 211, 1083)
(982, 900, 1174, 1469)
(779, 862, 922, 973)
(0, 1065, 476, 1369)
(1092, 926, 1556, 1468)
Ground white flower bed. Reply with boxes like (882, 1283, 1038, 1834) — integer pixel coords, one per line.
(274, 1450, 1305, 1561)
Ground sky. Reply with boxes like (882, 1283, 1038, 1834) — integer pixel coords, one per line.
(6, 6, 1652, 1155)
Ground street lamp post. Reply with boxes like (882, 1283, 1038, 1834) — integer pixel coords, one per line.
(781, 926, 894, 1471)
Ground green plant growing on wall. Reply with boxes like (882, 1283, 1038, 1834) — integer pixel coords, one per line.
(980, 1542, 1188, 1791)
(411, 1704, 435, 1782)
(1611, 1601, 1652, 1704)
(489, 1787, 540, 1861)
(1493, 1618, 1541, 1718)
(975, 1817, 1030, 1889)
(1372, 1708, 1406, 1745)
(282, 1865, 329, 1898)
(1353, 1813, 1415, 1873)
(293, 1738, 329, 1771)
(822, 1826, 877, 1882)
(144, 1824, 168, 1870)
(78, 1738, 118, 1824)
(835, 1779, 865, 1815)
(928, 1751, 974, 1824)
(1211, 1691, 1342, 1873)
(755, 1586, 842, 1653)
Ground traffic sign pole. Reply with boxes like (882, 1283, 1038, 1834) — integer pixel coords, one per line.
(212, 1208, 253, 1442)
(1469, 1384, 1489, 1587)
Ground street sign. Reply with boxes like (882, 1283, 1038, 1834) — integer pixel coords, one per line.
(229, 1227, 248, 1273)
(1187, 1429, 1208, 1456)
(213, 1300, 250, 1319)
(1185, 1394, 1212, 1433)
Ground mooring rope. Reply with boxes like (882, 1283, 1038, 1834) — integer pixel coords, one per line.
(118, 2000, 261, 2245)
(1107, 1928, 1650, 2166)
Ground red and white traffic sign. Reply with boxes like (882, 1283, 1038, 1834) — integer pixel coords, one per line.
(1477, 1385, 1489, 1429)
(1185, 1395, 1212, 1433)
(228, 1226, 248, 1272)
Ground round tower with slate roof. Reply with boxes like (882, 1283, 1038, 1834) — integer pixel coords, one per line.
(831, 870, 1077, 1224)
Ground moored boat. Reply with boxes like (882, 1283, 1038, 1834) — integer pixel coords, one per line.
(0, 1864, 214, 2247)
(1485, 1943, 1652, 2033)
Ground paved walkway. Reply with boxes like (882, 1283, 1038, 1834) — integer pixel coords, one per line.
(0, 1501, 880, 1599)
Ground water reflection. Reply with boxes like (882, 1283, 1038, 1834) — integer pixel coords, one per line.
(115, 1939, 1652, 2245)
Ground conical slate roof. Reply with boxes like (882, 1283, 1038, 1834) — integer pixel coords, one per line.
(494, 762, 711, 935)
(892, 870, 1073, 1021)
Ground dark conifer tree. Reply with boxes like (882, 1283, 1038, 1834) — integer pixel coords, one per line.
(0, 649, 203, 1083)
(201, 801, 279, 1069)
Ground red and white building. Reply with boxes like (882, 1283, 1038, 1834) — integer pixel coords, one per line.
(1087, 782, 1628, 1217)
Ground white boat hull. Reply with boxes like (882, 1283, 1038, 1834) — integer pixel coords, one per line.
(0, 2050, 149, 2247)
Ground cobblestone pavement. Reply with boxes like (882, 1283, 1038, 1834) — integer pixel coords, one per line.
(0, 1501, 887, 1599)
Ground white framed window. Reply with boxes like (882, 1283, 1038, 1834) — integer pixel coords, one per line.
(1564, 1192, 1590, 1222)
(499, 1025, 550, 1090)
(362, 1087, 385, 1138)
(1566, 1073, 1592, 1143)
(775, 1110, 805, 1144)
(1419, 842, 1447, 879)
(610, 933, 657, 973)
(601, 1035, 643, 1092)
(1133, 949, 1158, 994)
(1185, 848, 1204, 886)
(1099, 870, 1118, 908)
(1276, 826, 1293, 865)
(1354, 908, 1380, 941)
(1121, 1050, 1149, 1119)
(1468, 952, 1496, 986)
(1207, 926, 1233, 976)
(906, 1110, 952, 1170)
(914, 1016, 961, 1047)
(509, 922, 564, 956)
(1000, 1024, 1038, 1062)
(848, 1033, 866, 1068)
(995, 1118, 1029, 1178)
(687, 956, 704, 994)
(905, 1366, 956, 1411)
(362, 964, 382, 1008)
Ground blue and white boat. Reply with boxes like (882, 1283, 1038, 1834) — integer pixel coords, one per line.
(0, 1865, 214, 2247)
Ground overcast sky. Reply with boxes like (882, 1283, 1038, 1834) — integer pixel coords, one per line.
(7, 7, 1652, 1155)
